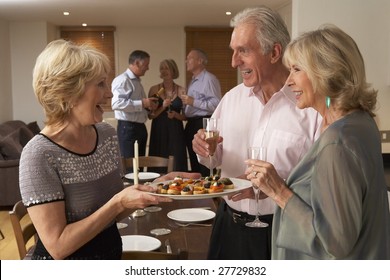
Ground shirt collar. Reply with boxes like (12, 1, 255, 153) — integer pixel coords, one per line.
(126, 68, 140, 80)
(192, 69, 206, 81)
(249, 84, 295, 105)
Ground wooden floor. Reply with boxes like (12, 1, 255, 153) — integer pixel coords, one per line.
(0, 207, 33, 260)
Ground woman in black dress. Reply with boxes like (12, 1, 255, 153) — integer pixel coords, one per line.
(148, 59, 188, 172)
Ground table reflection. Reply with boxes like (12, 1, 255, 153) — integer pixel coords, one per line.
(118, 198, 218, 259)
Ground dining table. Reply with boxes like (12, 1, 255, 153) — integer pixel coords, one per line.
(117, 196, 219, 260)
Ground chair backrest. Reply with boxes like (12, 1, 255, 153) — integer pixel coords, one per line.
(122, 248, 188, 260)
(9, 200, 37, 259)
(122, 155, 174, 173)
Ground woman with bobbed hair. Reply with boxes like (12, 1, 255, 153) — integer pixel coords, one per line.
(147, 59, 188, 172)
(246, 25, 390, 259)
(283, 24, 377, 118)
(19, 39, 172, 259)
(33, 40, 111, 125)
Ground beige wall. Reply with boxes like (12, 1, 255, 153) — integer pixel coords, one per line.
(292, 0, 390, 152)
(9, 22, 48, 126)
(114, 26, 187, 97)
(0, 18, 12, 122)
(0, 4, 292, 129)
(1, 1, 389, 151)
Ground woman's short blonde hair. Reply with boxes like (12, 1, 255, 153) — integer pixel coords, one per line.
(161, 59, 179, 79)
(33, 39, 111, 126)
(283, 24, 377, 116)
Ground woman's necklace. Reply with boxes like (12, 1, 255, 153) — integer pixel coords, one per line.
(163, 82, 176, 100)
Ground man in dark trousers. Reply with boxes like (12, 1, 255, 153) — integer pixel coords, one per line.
(181, 48, 221, 176)
(112, 50, 158, 158)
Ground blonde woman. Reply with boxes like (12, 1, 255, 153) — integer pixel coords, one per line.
(247, 25, 390, 259)
(19, 40, 171, 259)
(148, 59, 188, 172)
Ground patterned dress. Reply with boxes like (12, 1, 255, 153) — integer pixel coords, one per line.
(19, 122, 124, 259)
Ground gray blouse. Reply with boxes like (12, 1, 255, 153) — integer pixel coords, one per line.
(19, 122, 124, 224)
(273, 110, 390, 259)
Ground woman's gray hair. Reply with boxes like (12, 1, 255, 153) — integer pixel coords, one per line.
(191, 48, 208, 65)
(283, 24, 377, 116)
(230, 6, 290, 55)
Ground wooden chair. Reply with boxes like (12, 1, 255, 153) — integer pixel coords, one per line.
(122, 155, 174, 174)
(122, 248, 188, 260)
(9, 200, 37, 259)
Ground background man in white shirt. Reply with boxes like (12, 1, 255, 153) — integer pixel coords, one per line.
(111, 50, 158, 158)
(192, 6, 321, 259)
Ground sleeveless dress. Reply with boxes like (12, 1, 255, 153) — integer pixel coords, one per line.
(148, 85, 188, 172)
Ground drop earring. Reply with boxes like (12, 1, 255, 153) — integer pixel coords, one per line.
(325, 96, 331, 109)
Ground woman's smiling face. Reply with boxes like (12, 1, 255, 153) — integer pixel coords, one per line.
(285, 64, 323, 112)
(71, 74, 112, 125)
(159, 62, 173, 80)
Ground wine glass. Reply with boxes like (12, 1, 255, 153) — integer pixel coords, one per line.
(203, 118, 219, 177)
(179, 88, 187, 111)
(246, 146, 269, 228)
(167, 94, 173, 113)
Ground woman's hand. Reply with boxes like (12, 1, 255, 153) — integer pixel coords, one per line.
(167, 111, 176, 119)
(227, 174, 269, 201)
(162, 98, 171, 108)
(245, 159, 293, 209)
(119, 184, 172, 210)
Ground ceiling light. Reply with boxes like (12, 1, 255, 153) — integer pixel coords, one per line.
(63, 12, 70, 16)
(225, 11, 232, 15)
(82, 23, 88, 27)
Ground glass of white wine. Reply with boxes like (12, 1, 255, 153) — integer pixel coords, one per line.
(203, 118, 219, 177)
(246, 146, 269, 228)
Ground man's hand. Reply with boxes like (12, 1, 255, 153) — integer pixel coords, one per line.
(143, 97, 159, 110)
(180, 94, 194, 106)
(193, 129, 223, 157)
(192, 129, 208, 157)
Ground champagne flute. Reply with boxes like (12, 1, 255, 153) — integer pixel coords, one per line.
(203, 118, 219, 177)
(246, 146, 269, 228)
(180, 88, 187, 111)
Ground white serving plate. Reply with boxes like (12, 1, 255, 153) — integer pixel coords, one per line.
(150, 177, 251, 200)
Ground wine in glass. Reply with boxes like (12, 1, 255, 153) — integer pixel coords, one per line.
(203, 118, 219, 177)
(246, 146, 269, 228)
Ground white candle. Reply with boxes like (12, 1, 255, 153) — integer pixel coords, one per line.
(134, 140, 139, 164)
(133, 158, 139, 184)
(133, 141, 139, 184)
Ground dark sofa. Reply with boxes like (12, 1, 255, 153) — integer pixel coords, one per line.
(0, 120, 40, 206)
